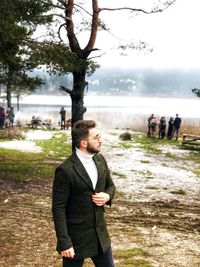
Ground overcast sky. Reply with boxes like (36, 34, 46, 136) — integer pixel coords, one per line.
(90, 0, 200, 69)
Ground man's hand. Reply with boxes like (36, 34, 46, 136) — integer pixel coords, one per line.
(61, 247, 75, 258)
(92, 192, 110, 206)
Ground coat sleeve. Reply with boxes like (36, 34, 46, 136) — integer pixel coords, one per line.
(52, 167, 73, 253)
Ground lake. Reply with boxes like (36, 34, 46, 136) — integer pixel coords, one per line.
(1, 94, 199, 129)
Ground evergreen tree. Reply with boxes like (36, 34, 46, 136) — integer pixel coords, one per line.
(0, 0, 53, 107)
(192, 88, 200, 97)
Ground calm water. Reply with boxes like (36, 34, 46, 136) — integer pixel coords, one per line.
(2, 94, 199, 128)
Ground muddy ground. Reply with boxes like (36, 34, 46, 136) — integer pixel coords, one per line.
(0, 129, 200, 267)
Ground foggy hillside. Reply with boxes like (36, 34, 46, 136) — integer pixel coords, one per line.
(33, 67, 200, 97)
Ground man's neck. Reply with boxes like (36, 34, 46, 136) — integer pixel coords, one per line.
(76, 147, 94, 157)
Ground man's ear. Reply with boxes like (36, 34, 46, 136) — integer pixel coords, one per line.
(80, 139, 87, 148)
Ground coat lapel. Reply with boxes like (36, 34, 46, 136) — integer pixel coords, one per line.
(71, 152, 94, 190)
(93, 154, 103, 192)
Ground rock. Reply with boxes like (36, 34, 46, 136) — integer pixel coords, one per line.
(119, 132, 132, 140)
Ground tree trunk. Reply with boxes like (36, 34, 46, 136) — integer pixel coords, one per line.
(6, 84, 12, 108)
(17, 94, 20, 110)
(70, 70, 87, 150)
(71, 70, 87, 125)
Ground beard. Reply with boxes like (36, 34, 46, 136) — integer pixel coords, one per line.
(86, 142, 101, 154)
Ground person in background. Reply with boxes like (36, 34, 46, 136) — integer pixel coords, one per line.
(147, 114, 154, 137)
(52, 120, 115, 267)
(158, 116, 166, 139)
(60, 107, 66, 130)
(167, 117, 174, 140)
(8, 107, 15, 127)
(149, 115, 157, 138)
(4, 108, 10, 127)
(0, 107, 6, 129)
(172, 114, 182, 140)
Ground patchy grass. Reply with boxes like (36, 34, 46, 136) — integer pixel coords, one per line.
(170, 189, 187, 195)
(132, 169, 154, 179)
(131, 135, 162, 154)
(164, 152, 180, 160)
(141, 160, 151, 164)
(112, 171, 127, 179)
(119, 141, 133, 149)
(0, 132, 71, 182)
(187, 151, 200, 163)
(36, 133, 71, 159)
(0, 150, 54, 181)
(146, 186, 159, 190)
(114, 247, 152, 267)
(193, 168, 200, 178)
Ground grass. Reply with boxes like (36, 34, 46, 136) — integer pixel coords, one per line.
(131, 135, 163, 154)
(119, 141, 133, 149)
(114, 247, 153, 267)
(141, 160, 151, 163)
(0, 132, 71, 182)
(146, 186, 159, 190)
(36, 133, 71, 159)
(119, 135, 162, 154)
(132, 169, 154, 179)
(188, 151, 200, 162)
(112, 171, 127, 179)
(193, 168, 200, 178)
(170, 189, 187, 195)
(0, 151, 54, 181)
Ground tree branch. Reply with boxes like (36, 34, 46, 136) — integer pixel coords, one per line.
(99, 0, 176, 14)
(60, 85, 72, 95)
(50, 13, 70, 21)
(87, 52, 106, 60)
(65, 0, 81, 54)
(58, 23, 66, 42)
(85, 0, 100, 52)
(74, 3, 93, 17)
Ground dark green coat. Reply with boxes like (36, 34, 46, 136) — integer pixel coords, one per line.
(52, 152, 115, 260)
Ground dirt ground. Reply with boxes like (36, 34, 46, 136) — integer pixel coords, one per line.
(0, 129, 200, 267)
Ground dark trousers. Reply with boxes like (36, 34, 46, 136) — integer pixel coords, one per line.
(63, 247, 115, 267)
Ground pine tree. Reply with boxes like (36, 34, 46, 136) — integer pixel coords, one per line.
(0, 0, 53, 107)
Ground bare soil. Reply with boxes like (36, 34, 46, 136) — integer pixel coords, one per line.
(0, 129, 200, 267)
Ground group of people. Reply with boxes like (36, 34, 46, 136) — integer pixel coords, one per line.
(0, 106, 15, 129)
(147, 113, 182, 140)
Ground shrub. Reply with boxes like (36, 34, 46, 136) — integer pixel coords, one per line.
(0, 127, 24, 140)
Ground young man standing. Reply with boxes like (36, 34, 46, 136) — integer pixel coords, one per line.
(59, 107, 66, 130)
(52, 120, 115, 267)
(172, 114, 182, 140)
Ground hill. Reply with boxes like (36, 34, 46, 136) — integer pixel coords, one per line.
(32, 67, 200, 97)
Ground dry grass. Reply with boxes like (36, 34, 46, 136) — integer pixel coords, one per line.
(0, 127, 24, 139)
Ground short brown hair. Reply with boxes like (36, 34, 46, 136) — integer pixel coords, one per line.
(72, 120, 96, 148)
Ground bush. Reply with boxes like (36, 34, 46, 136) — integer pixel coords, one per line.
(119, 132, 132, 140)
(0, 127, 24, 140)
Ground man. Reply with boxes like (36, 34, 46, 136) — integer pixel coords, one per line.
(172, 114, 182, 140)
(52, 120, 115, 267)
(147, 114, 154, 137)
(60, 107, 66, 130)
